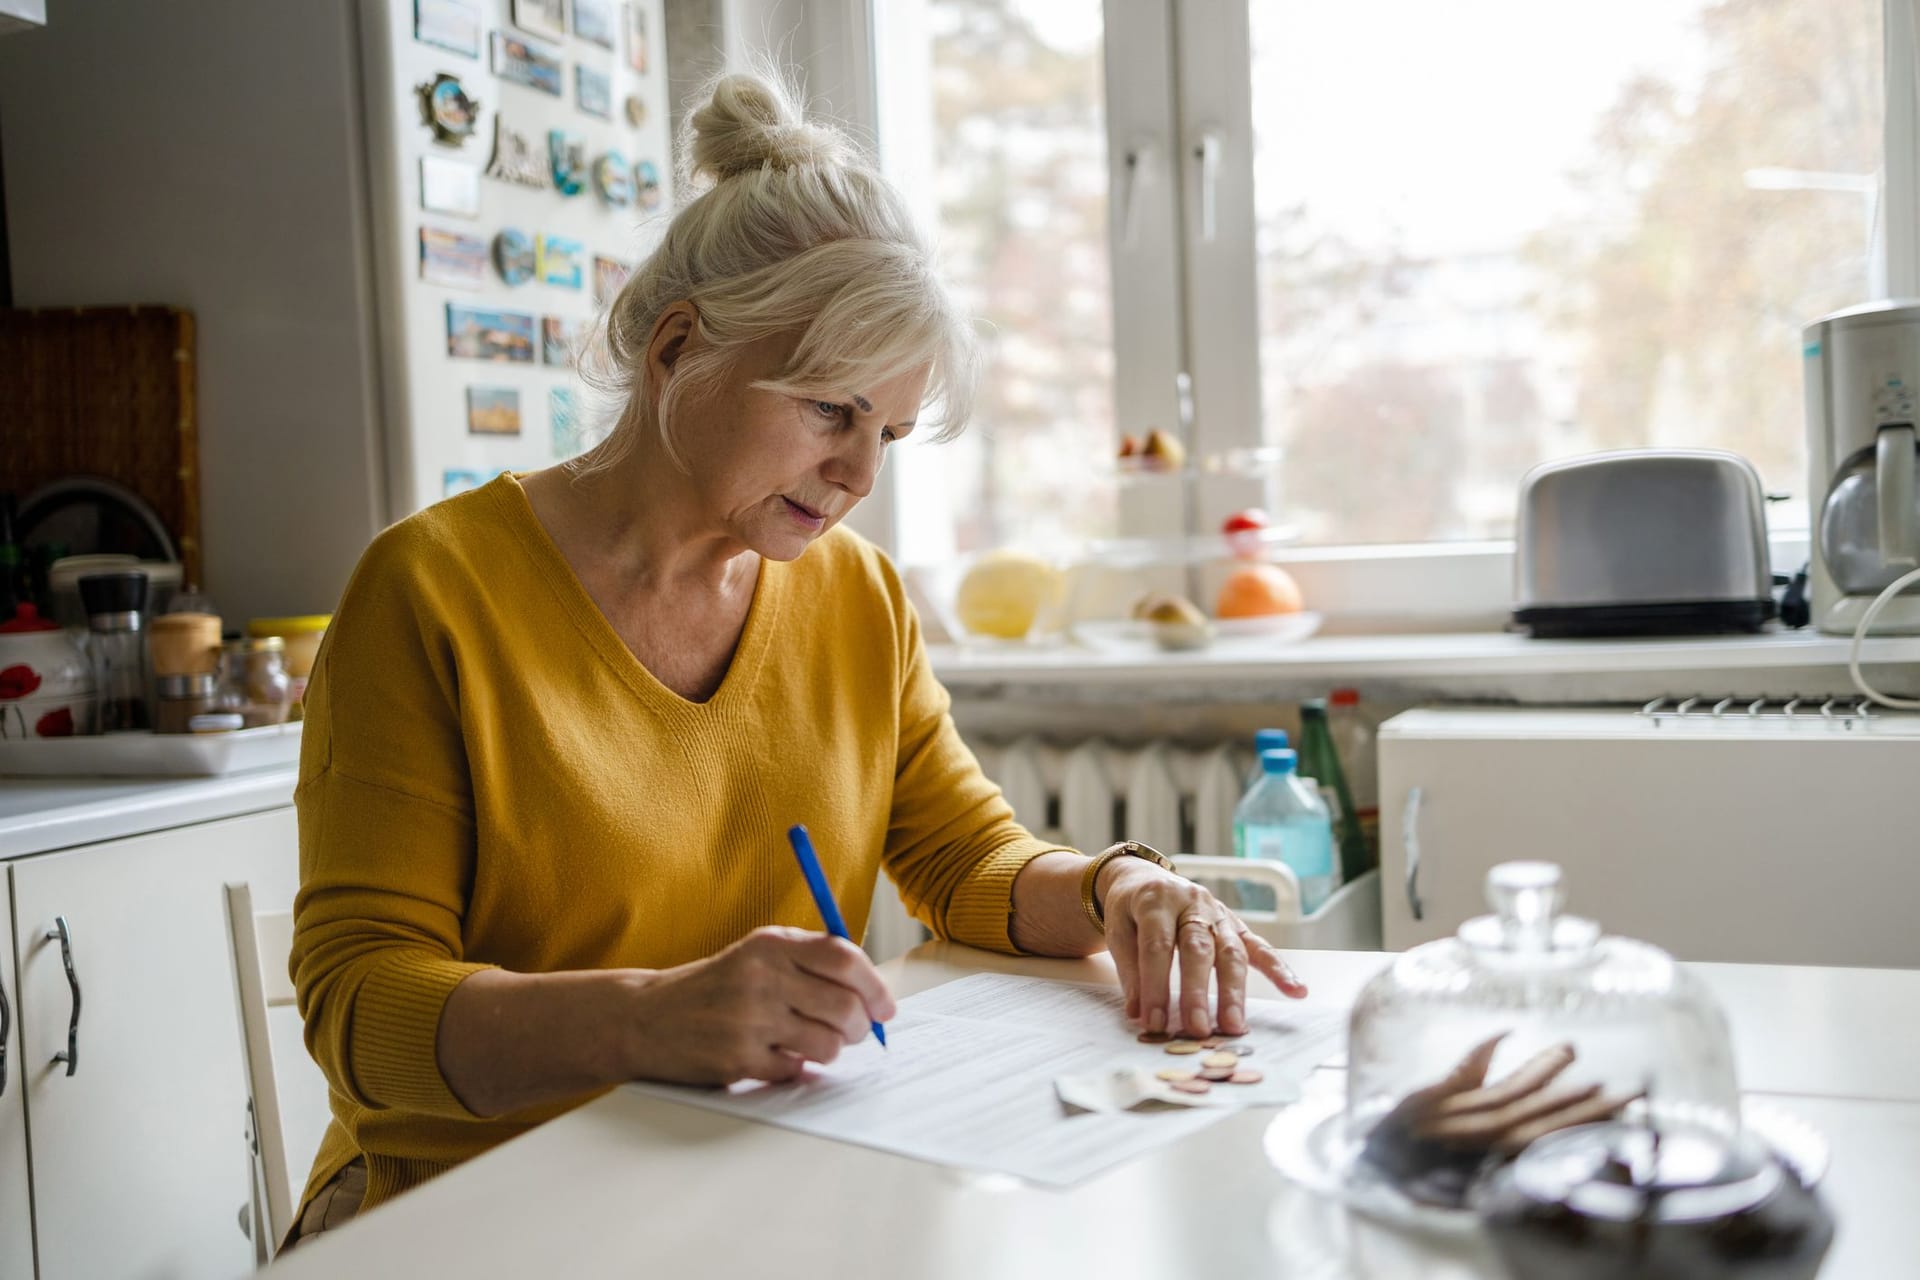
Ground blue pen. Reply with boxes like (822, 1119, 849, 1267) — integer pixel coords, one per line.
(786, 823, 888, 1049)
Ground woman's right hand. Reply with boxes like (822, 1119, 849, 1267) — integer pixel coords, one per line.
(622, 926, 897, 1087)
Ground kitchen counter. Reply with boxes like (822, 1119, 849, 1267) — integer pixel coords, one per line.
(931, 627, 1920, 704)
(0, 765, 299, 859)
(264, 944, 1920, 1280)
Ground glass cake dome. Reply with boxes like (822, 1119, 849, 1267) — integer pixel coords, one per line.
(1346, 860, 1739, 1157)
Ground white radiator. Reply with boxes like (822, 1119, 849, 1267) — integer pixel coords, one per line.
(865, 736, 1262, 963)
(972, 736, 1259, 857)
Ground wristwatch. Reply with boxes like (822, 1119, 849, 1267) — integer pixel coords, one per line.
(1080, 840, 1179, 933)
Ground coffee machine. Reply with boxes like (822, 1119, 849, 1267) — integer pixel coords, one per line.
(1805, 300, 1920, 635)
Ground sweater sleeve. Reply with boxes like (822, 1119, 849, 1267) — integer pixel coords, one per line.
(876, 556, 1073, 954)
(290, 526, 494, 1120)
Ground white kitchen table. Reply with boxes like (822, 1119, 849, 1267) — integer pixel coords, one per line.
(263, 943, 1919, 1280)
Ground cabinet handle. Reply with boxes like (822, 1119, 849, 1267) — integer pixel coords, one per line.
(0, 957, 9, 1096)
(45, 916, 80, 1077)
(1403, 787, 1426, 922)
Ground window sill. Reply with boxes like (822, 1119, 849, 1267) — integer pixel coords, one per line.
(929, 627, 1920, 705)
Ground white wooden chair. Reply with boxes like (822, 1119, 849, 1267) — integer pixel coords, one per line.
(224, 883, 331, 1265)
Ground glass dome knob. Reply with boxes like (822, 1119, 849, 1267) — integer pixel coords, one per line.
(1489, 861, 1564, 949)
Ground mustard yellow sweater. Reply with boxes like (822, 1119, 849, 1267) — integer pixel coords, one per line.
(291, 474, 1066, 1216)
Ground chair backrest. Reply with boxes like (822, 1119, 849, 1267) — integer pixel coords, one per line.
(224, 883, 331, 1262)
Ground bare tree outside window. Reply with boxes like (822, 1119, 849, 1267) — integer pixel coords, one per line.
(1253, 0, 1881, 545)
(921, 0, 1116, 556)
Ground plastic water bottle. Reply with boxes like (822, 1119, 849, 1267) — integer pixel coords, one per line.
(1232, 748, 1338, 915)
(1244, 727, 1290, 789)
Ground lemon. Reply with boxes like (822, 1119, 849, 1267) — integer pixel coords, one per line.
(955, 550, 1065, 640)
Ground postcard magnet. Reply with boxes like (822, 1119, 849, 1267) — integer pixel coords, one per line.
(550, 130, 587, 195)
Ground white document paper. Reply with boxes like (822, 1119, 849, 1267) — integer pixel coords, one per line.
(621, 973, 1345, 1188)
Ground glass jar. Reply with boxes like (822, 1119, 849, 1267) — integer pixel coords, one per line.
(153, 673, 219, 734)
(148, 612, 223, 678)
(241, 636, 292, 726)
(78, 572, 150, 732)
(247, 615, 328, 718)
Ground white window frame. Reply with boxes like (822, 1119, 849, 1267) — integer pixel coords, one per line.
(778, 0, 1915, 624)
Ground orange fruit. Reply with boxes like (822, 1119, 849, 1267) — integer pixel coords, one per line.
(1215, 563, 1304, 618)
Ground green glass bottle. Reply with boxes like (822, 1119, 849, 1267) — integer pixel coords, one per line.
(1297, 698, 1372, 885)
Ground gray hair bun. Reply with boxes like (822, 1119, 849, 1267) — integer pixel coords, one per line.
(688, 72, 858, 183)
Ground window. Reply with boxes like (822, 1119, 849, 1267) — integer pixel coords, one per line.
(870, 0, 1905, 580)
(1246, 0, 1881, 544)
(879, 0, 1120, 567)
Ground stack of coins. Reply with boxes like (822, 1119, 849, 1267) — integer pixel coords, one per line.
(1139, 1033, 1266, 1095)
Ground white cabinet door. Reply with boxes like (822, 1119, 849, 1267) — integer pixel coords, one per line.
(0, 876, 35, 1280)
(1378, 710, 1920, 966)
(12, 806, 299, 1280)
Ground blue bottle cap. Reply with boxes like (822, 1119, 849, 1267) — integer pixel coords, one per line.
(1260, 748, 1298, 775)
(1254, 728, 1290, 753)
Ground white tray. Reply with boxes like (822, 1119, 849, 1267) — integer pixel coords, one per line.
(0, 723, 304, 778)
(1072, 611, 1323, 655)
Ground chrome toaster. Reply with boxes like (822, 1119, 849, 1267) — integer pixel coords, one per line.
(1512, 449, 1776, 637)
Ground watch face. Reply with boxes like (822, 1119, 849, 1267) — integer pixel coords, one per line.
(1125, 840, 1174, 869)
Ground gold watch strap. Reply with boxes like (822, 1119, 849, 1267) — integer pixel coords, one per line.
(1079, 840, 1177, 933)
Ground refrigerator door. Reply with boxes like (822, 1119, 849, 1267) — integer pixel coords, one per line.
(1379, 707, 1920, 967)
(363, 0, 677, 515)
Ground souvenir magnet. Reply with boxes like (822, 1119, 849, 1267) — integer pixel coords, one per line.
(538, 233, 585, 288)
(593, 255, 632, 305)
(542, 315, 583, 367)
(624, 2, 649, 73)
(419, 226, 488, 287)
(493, 228, 536, 285)
(595, 151, 634, 206)
(633, 158, 664, 211)
(510, 0, 564, 41)
(420, 155, 482, 217)
(414, 0, 481, 58)
(549, 130, 587, 196)
(444, 468, 488, 498)
(573, 0, 616, 49)
(492, 30, 562, 95)
(446, 302, 536, 361)
(467, 387, 522, 436)
(416, 73, 480, 146)
(576, 64, 612, 119)
(623, 94, 648, 127)
(551, 387, 583, 458)
(485, 114, 548, 189)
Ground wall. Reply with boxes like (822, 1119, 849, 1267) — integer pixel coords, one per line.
(0, 0, 389, 622)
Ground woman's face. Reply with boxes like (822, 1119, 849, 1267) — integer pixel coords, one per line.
(666, 329, 930, 561)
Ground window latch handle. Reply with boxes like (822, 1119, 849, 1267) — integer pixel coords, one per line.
(1194, 131, 1223, 242)
(1121, 141, 1157, 248)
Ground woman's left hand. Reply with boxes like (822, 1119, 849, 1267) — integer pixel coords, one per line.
(1099, 861, 1309, 1038)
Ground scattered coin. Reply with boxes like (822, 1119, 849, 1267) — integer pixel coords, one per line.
(1202, 1051, 1239, 1069)
(1227, 1044, 1255, 1056)
(1170, 1078, 1212, 1095)
(1200, 1036, 1228, 1049)
(1229, 1069, 1264, 1085)
(1136, 1030, 1172, 1045)
(1155, 1068, 1197, 1083)
(1198, 1066, 1236, 1082)
(1163, 1041, 1204, 1056)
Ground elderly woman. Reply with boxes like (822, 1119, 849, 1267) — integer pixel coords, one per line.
(284, 71, 1306, 1248)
